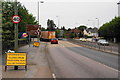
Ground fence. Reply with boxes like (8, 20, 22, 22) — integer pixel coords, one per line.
(68, 39, 119, 55)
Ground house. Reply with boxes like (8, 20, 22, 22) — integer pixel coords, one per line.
(69, 29, 83, 38)
(83, 27, 98, 37)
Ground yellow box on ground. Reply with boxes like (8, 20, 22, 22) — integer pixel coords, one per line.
(6, 53, 27, 66)
(33, 42, 40, 47)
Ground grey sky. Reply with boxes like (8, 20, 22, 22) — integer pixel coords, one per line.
(17, 0, 119, 29)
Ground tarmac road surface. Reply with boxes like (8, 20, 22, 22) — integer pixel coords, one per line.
(46, 40, 119, 78)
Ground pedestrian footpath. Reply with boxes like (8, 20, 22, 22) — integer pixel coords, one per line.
(2, 42, 52, 78)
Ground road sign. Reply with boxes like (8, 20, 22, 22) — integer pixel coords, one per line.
(22, 32, 28, 38)
(26, 25, 40, 35)
(12, 15, 20, 24)
(6, 53, 27, 66)
(5, 52, 27, 71)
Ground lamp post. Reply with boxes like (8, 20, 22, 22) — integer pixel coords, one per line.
(117, 1, 120, 17)
(56, 16, 60, 28)
(95, 18, 99, 28)
(38, 1, 44, 24)
(38, 1, 44, 41)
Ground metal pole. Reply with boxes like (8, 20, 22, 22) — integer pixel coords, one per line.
(37, 1, 39, 41)
(56, 16, 59, 28)
(96, 18, 99, 28)
(38, 1, 39, 24)
(14, 0, 18, 70)
(38, 1, 44, 41)
(117, 1, 120, 17)
(29, 35, 30, 47)
(14, 0, 18, 52)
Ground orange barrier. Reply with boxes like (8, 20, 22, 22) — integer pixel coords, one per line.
(33, 42, 40, 47)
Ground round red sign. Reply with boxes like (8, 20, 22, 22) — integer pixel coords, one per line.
(12, 15, 21, 24)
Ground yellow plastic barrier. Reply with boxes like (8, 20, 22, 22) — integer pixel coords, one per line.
(33, 42, 40, 47)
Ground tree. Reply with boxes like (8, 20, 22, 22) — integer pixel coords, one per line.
(2, 1, 38, 50)
(78, 25, 87, 31)
(47, 19, 56, 31)
(67, 28, 71, 31)
(41, 27, 46, 31)
(98, 17, 120, 42)
(62, 26, 66, 30)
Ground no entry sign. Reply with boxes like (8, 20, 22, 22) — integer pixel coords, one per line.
(12, 15, 21, 24)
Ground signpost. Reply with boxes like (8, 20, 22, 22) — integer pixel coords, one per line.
(5, 53, 27, 71)
(26, 25, 40, 47)
(13, 0, 20, 70)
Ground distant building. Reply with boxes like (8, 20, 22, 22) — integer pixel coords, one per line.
(83, 27, 98, 37)
(69, 29, 83, 38)
(118, 1, 120, 17)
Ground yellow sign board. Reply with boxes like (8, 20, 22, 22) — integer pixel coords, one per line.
(6, 53, 27, 66)
(33, 42, 40, 47)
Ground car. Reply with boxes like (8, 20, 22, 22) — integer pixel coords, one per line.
(79, 38, 87, 42)
(97, 39, 109, 46)
(58, 38, 63, 40)
(86, 38, 92, 42)
(63, 38, 67, 41)
(51, 38, 58, 44)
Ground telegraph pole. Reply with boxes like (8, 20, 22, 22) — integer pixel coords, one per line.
(14, 0, 18, 70)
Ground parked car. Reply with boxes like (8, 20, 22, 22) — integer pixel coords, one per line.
(79, 38, 87, 42)
(58, 38, 63, 40)
(51, 38, 58, 44)
(97, 39, 109, 46)
(86, 38, 92, 42)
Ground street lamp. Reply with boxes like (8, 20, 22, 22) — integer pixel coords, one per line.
(117, 1, 120, 17)
(56, 16, 60, 28)
(95, 18, 99, 28)
(38, 1, 44, 41)
(38, 1, 44, 25)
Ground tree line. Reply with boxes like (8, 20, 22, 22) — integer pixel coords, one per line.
(2, 1, 38, 50)
(98, 17, 120, 42)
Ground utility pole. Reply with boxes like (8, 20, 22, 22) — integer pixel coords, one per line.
(14, 0, 18, 70)
(96, 18, 99, 28)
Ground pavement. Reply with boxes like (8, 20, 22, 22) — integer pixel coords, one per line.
(2, 41, 53, 78)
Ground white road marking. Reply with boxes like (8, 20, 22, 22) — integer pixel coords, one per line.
(52, 73, 56, 80)
(81, 53, 119, 72)
(102, 63, 119, 72)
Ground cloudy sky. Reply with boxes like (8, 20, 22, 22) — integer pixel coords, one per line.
(17, 0, 119, 29)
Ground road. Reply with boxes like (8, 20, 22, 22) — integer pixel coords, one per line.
(46, 40, 119, 78)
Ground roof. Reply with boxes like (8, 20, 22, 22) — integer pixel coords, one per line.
(70, 29, 82, 33)
(85, 27, 98, 33)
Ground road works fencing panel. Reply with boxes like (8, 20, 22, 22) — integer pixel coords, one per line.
(5, 53, 27, 71)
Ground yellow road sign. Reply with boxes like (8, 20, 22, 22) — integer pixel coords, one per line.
(33, 42, 40, 47)
(6, 53, 27, 66)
